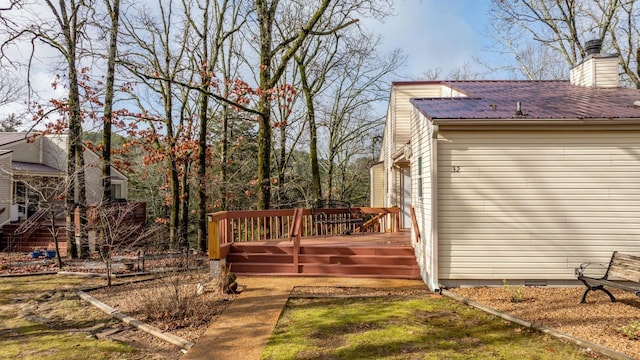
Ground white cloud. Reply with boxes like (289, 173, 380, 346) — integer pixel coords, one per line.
(366, 0, 491, 79)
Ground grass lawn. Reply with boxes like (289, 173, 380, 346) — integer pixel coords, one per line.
(262, 295, 604, 360)
(0, 275, 141, 360)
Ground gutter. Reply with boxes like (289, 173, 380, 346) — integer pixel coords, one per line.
(430, 118, 640, 126)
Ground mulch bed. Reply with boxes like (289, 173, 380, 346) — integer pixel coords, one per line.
(451, 286, 640, 359)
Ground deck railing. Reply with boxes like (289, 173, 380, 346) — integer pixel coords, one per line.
(207, 207, 400, 259)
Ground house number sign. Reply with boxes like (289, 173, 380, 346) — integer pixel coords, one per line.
(452, 166, 461, 173)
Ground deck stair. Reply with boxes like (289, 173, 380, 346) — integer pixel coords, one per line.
(226, 242, 421, 279)
(1, 220, 67, 253)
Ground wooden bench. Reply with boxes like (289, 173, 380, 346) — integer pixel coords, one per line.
(577, 251, 640, 303)
(312, 200, 364, 236)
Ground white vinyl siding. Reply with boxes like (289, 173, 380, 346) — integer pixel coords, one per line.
(83, 150, 104, 205)
(42, 135, 68, 169)
(83, 149, 129, 205)
(393, 84, 445, 154)
(570, 55, 619, 88)
(370, 163, 384, 207)
(380, 83, 444, 208)
(3, 137, 41, 163)
(0, 153, 11, 225)
(437, 129, 640, 282)
(411, 108, 438, 290)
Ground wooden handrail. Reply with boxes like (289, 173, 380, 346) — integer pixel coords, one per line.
(410, 206, 421, 242)
(206, 206, 401, 261)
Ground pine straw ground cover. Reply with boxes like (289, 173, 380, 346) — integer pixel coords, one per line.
(451, 286, 640, 359)
(88, 270, 237, 359)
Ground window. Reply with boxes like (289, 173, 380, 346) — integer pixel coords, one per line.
(110, 184, 123, 200)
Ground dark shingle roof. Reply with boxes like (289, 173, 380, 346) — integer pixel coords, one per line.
(410, 80, 640, 121)
(0, 132, 34, 146)
(12, 161, 63, 174)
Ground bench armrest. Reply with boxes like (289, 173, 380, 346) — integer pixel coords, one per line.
(578, 262, 607, 277)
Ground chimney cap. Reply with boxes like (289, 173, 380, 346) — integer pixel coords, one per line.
(585, 38, 602, 56)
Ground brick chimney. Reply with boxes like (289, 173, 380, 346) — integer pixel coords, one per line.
(570, 39, 619, 88)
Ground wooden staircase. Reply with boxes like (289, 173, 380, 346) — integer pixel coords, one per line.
(227, 242, 421, 279)
(1, 221, 68, 253)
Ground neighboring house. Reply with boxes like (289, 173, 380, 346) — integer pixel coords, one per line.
(0, 132, 128, 228)
(375, 50, 640, 291)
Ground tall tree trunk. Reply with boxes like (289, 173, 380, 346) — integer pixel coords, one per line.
(181, 162, 190, 251)
(277, 125, 286, 208)
(65, 135, 77, 258)
(76, 140, 89, 257)
(221, 105, 229, 210)
(256, 99, 272, 210)
(169, 154, 180, 248)
(297, 61, 322, 204)
(102, 0, 120, 203)
(256, 0, 275, 210)
(197, 10, 210, 250)
(59, 1, 83, 258)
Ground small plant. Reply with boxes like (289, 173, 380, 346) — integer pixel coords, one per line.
(503, 279, 524, 303)
(619, 321, 640, 340)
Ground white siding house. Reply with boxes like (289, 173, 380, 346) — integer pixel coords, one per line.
(0, 151, 11, 225)
(0, 133, 128, 226)
(376, 53, 640, 290)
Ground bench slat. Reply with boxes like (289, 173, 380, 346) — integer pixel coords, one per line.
(608, 253, 640, 282)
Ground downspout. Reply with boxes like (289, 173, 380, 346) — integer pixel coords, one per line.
(430, 125, 439, 291)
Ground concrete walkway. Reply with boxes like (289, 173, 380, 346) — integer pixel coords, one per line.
(181, 276, 426, 360)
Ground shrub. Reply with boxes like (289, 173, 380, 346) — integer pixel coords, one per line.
(619, 321, 640, 340)
(503, 279, 524, 303)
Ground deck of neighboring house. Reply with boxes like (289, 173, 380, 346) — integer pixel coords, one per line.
(0, 202, 146, 254)
(1, 217, 68, 253)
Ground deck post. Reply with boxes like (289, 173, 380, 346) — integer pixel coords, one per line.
(207, 213, 225, 281)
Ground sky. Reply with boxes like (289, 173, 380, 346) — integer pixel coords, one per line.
(369, 0, 495, 79)
(0, 0, 498, 121)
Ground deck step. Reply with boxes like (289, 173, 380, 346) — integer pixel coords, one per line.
(1, 223, 68, 252)
(229, 263, 420, 278)
(227, 243, 420, 279)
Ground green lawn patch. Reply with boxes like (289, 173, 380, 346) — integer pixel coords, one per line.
(262, 295, 604, 360)
(0, 275, 143, 360)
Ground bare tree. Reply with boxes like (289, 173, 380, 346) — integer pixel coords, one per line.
(487, 0, 640, 85)
(250, 0, 364, 209)
(0, 113, 24, 132)
(0, 1, 94, 258)
(183, 0, 247, 251)
(0, 72, 25, 108)
(93, 201, 158, 286)
(319, 32, 402, 202)
(118, 0, 192, 246)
